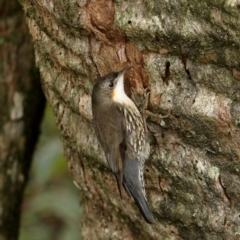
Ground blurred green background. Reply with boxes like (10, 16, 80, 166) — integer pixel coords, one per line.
(20, 103, 82, 240)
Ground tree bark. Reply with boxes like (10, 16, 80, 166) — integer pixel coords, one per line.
(0, 1, 45, 239)
(18, 0, 240, 239)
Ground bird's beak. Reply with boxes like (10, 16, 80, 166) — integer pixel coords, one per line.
(114, 66, 133, 85)
(118, 66, 133, 77)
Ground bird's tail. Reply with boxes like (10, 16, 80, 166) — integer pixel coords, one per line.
(123, 159, 154, 224)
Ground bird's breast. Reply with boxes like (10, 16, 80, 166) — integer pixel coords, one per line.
(121, 107, 149, 159)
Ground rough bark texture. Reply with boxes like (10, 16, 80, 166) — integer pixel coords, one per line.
(0, 1, 45, 239)
(18, 0, 240, 239)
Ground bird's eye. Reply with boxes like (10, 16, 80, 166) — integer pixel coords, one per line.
(109, 82, 114, 87)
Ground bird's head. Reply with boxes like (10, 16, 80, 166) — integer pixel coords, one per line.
(92, 66, 133, 106)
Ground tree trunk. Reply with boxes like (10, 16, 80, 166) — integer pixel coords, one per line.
(0, 1, 45, 239)
(18, 0, 240, 239)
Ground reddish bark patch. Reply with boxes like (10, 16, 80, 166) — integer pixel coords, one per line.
(85, 0, 150, 97)
(86, 0, 124, 44)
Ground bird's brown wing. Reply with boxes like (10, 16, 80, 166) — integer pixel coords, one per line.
(93, 105, 126, 197)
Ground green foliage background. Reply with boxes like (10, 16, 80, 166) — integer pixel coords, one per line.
(20, 104, 82, 240)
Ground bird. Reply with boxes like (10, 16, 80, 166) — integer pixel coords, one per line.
(91, 66, 154, 224)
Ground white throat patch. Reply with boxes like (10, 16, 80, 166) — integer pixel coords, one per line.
(112, 74, 135, 108)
